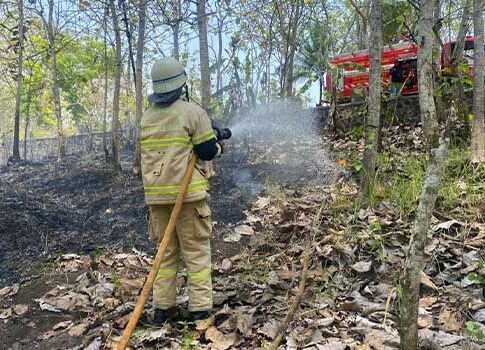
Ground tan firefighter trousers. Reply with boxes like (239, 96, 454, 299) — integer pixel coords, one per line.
(148, 200, 213, 312)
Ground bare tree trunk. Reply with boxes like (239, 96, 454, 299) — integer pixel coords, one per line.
(120, 0, 136, 80)
(361, 0, 382, 200)
(216, 12, 223, 92)
(109, 0, 122, 169)
(23, 76, 32, 161)
(103, 4, 109, 161)
(132, 0, 146, 176)
(451, 0, 472, 120)
(197, 0, 211, 112)
(173, 0, 181, 60)
(400, 140, 448, 350)
(417, 0, 439, 150)
(47, 0, 65, 162)
(400, 2, 446, 349)
(12, 0, 24, 162)
(471, 0, 485, 163)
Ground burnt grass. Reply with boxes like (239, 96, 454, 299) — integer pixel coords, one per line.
(0, 145, 286, 286)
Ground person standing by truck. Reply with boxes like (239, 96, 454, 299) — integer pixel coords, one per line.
(389, 60, 405, 96)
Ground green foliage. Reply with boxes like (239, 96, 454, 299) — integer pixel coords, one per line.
(465, 321, 485, 341)
(381, 1, 415, 44)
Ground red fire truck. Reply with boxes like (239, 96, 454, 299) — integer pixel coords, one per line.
(324, 36, 476, 102)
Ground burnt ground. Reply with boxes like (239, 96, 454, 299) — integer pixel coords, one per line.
(0, 136, 334, 286)
(0, 115, 337, 350)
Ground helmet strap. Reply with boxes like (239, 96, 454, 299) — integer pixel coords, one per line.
(184, 84, 189, 102)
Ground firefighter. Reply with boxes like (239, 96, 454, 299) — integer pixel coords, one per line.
(389, 59, 404, 96)
(140, 57, 222, 326)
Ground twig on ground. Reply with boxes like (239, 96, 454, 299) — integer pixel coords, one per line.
(267, 245, 311, 350)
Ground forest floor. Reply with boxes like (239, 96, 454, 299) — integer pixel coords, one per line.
(1, 116, 485, 350)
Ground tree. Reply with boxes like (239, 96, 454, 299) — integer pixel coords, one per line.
(132, 0, 146, 176)
(361, 0, 382, 201)
(37, 0, 66, 162)
(109, 0, 122, 169)
(197, 0, 211, 111)
(470, 0, 485, 163)
(399, 1, 449, 349)
(12, 0, 24, 162)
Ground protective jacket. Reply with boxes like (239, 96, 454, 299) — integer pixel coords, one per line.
(140, 99, 217, 205)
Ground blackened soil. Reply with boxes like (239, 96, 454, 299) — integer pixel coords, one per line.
(0, 147, 259, 286)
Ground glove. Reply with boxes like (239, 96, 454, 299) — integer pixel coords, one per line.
(217, 140, 225, 155)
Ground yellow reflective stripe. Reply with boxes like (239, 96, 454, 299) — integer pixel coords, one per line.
(157, 267, 177, 279)
(192, 130, 216, 145)
(141, 137, 190, 144)
(141, 137, 191, 149)
(188, 268, 211, 282)
(141, 143, 191, 149)
(145, 179, 208, 189)
(145, 184, 209, 197)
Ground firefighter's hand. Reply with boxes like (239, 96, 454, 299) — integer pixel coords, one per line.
(217, 140, 225, 155)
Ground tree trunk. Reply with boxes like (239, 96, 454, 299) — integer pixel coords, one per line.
(400, 140, 448, 350)
(120, 0, 136, 80)
(361, 0, 382, 201)
(12, 0, 24, 162)
(197, 0, 211, 112)
(450, 0, 472, 120)
(132, 0, 146, 176)
(417, 0, 439, 150)
(216, 12, 223, 92)
(173, 0, 181, 60)
(109, 0, 122, 169)
(23, 76, 32, 161)
(399, 2, 444, 349)
(48, 0, 65, 162)
(471, 0, 485, 163)
(103, 4, 109, 161)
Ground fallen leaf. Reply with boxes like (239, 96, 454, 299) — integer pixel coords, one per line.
(257, 319, 279, 340)
(420, 272, 438, 290)
(12, 304, 28, 316)
(0, 308, 13, 319)
(120, 278, 144, 295)
(61, 253, 81, 260)
(438, 307, 462, 332)
(85, 338, 102, 350)
(195, 315, 214, 331)
(419, 296, 438, 308)
(223, 230, 241, 242)
(316, 343, 348, 350)
(432, 220, 463, 231)
(0, 284, 20, 299)
(221, 258, 232, 271)
(68, 322, 89, 337)
(253, 197, 270, 210)
(419, 329, 464, 347)
(234, 224, 254, 236)
(36, 291, 90, 313)
(53, 320, 73, 331)
(205, 326, 235, 350)
(236, 308, 254, 336)
(139, 328, 169, 342)
(351, 261, 372, 273)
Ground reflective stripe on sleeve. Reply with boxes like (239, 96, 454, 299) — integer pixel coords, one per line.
(188, 267, 211, 282)
(192, 130, 216, 145)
